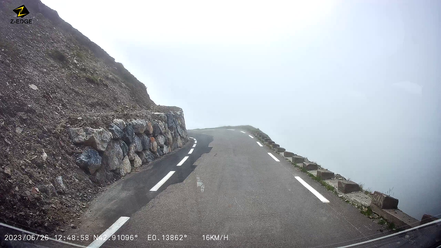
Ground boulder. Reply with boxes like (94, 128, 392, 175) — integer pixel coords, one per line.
(157, 148, 163, 156)
(140, 134, 150, 150)
(120, 141, 128, 157)
(128, 144, 136, 160)
(68, 127, 112, 151)
(272, 144, 280, 149)
(146, 121, 153, 135)
(53, 176, 67, 194)
(152, 122, 162, 136)
(139, 150, 155, 163)
(134, 135, 143, 152)
(177, 125, 185, 138)
(166, 113, 176, 131)
(133, 154, 142, 167)
(130, 119, 147, 134)
(371, 191, 399, 209)
(122, 124, 135, 145)
(156, 135, 166, 147)
(163, 145, 169, 154)
(158, 121, 166, 134)
(102, 141, 124, 171)
(165, 130, 173, 146)
(177, 136, 183, 148)
(301, 161, 318, 170)
(120, 156, 131, 176)
(151, 140, 158, 153)
(338, 180, 360, 194)
(317, 170, 334, 180)
(76, 148, 102, 174)
(69, 128, 88, 144)
(109, 123, 124, 140)
(113, 119, 126, 130)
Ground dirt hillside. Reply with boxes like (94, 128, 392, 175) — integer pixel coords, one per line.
(0, 0, 184, 234)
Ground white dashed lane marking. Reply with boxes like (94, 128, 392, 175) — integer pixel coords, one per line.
(150, 171, 175, 191)
(177, 156, 189, 166)
(240, 131, 246, 134)
(249, 135, 254, 139)
(192, 144, 196, 148)
(268, 153, 280, 162)
(295, 176, 330, 203)
(256, 142, 263, 147)
(88, 217, 130, 248)
(188, 148, 194, 154)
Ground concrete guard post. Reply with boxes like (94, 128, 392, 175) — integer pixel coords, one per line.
(317, 170, 334, 180)
(338, 180, 360, 193)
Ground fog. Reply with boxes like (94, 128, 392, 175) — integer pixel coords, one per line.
(42, 0, 441, 220)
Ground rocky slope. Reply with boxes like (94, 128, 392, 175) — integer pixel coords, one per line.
(0, 0, 188, 234)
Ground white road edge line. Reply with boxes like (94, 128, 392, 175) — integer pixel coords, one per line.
(150, 171, 175, 191)
(177, 156, 189, 166)
(268, 153, 280, 162)
(188, 148, 194, 154)
(256, 142, 263, 147)
(192, 144, 196, 148)
(240, 131, 246, 134)
(249, 135, 254, 139)
(295, 176, 330, 203)
(87, 216, 130, 248)
(340, 219, 441, 247)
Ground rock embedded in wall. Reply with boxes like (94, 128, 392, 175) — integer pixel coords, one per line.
(109, 123, 124, 140)
(68, 110, 188, 185)
(69, 127, 112, 151)
(102, 141, 124, 171)
(130, 119, 147, 134)
(122, 124, 135, 145)
(76, 148, 102, 174)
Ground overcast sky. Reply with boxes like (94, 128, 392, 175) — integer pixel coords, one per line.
(41, 0, 441, 220)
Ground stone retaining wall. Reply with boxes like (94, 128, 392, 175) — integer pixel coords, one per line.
(68, 110, 188, 185)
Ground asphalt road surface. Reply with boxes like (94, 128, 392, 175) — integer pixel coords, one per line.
(4, 128, 440, 248)
(75, 128, 388, 248)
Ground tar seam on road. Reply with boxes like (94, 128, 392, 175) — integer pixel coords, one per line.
(150, 171, 176, 191)
(177, 156, 189, 166)
(268, 153, 280, 162)
(188, 148, 194, 154)
(295, 176, 330, 203)
(87, 217, 130, 248)
(256, 141, 263, 147)
(249, 135, 254, 139)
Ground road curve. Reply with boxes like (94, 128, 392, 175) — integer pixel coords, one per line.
(100, 128, 385, 247)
